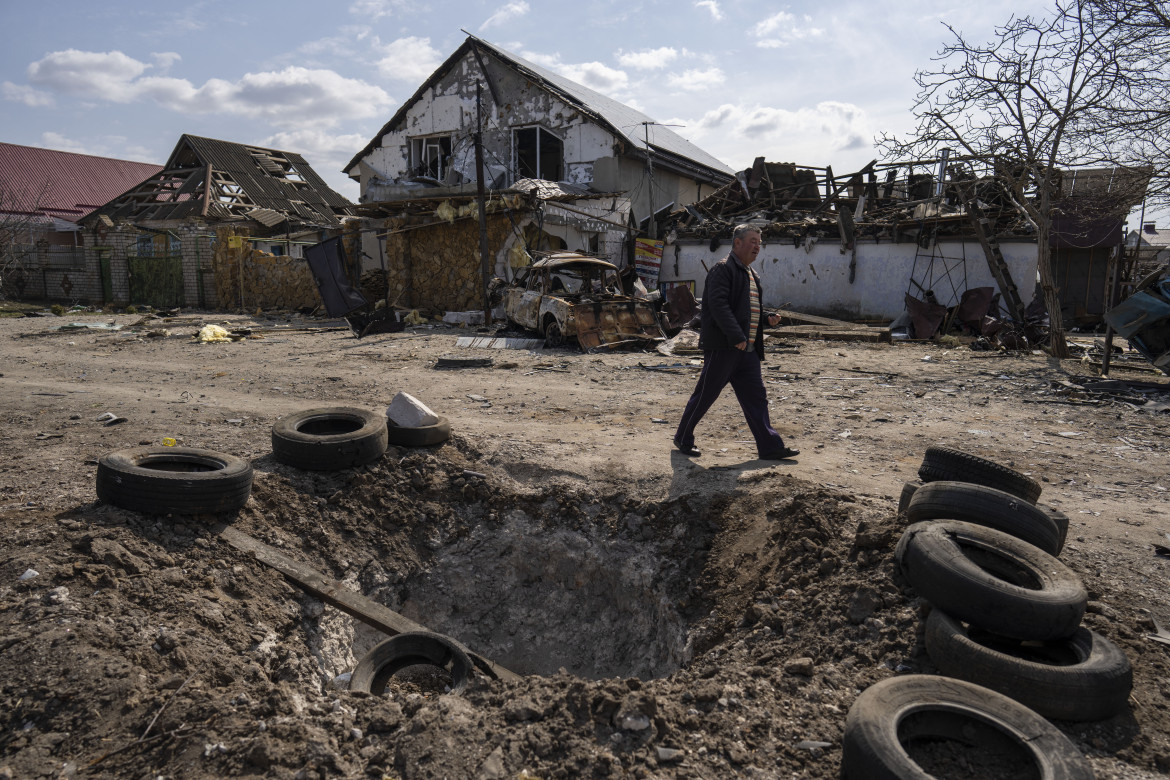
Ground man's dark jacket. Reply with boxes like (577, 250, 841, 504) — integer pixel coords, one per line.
(699, 252, 767, 358)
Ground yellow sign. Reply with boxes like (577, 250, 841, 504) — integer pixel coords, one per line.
(227, 236, 243, 249)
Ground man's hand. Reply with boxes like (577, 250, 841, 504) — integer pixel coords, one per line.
(734, 341, 748, 351)
(767, 313, 781, 327)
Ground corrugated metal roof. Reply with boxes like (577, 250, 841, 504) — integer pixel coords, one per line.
(84, 134, 353, 229)
(345, 35, 735, 183)
(0, 142, 162, 222)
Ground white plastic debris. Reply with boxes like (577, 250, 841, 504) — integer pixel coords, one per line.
(19, 568, 39, 581)
(386, 392, 440, 427)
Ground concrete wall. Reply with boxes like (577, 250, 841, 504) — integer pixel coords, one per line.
(657, 237, 1040, 321)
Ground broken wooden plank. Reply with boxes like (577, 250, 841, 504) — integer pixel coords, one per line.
(215, 523, 521, 682)
(767, 325, 892, 343)
(772, 308, 872, 329)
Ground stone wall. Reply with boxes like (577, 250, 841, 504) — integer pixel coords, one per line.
(365, 212, 516, 312)
(211, 226, 322, 313)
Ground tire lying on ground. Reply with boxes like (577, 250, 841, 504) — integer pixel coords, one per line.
(895, 520, 1086, 641)
(1041, 504, 1071, 551)
(386, 416, 451, 447)
(842, 675, 1094, 780)
(349, 631, 473, 696)
(96, 446, 253, 515)
(897, 480, 922, 515)
(272, 407, 388, 470)
(918, 445, 1042, 504)
(906, 480, 1062, 556)
(925, 608, 1132, 722)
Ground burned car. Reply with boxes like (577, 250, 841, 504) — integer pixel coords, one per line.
(498, 253, 664, 350)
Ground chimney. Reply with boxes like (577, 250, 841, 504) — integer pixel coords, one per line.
(1144, 222, 1157, 233)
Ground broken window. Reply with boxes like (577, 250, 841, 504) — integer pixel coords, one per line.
(410, 136, 452, 180)
(513, 126, 563, 182)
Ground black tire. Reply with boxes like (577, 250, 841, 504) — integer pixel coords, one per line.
(544, 319, 565, 348)
(96, 446, 253, 515)
(906, 481, 1062, 556)
(272, 407, 388, 470)
(897, 480, 922, 515)
(349, 632, 473, 696)
(842, 675, 1094, 780)
(386, 416, 450, 447)
(1040, 504, 1071, 553)
(925, 609, 1132, 722)
(918, 445, 1042, 504)
(895, 520, 1086, 640)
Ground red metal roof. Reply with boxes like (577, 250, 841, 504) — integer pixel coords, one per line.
(0, 141, 162, 223)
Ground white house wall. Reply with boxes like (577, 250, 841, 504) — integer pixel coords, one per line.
(658, 239, 1040, 321)
(356, 49, 712, 227)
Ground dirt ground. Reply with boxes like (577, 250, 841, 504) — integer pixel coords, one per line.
(0, 306, 1168, 779)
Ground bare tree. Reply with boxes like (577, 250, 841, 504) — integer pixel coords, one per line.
(0, 182, 50, 301)
(879, 0, 1170, 358)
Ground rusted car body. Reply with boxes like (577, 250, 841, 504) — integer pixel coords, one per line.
(501, 253, 664, 350)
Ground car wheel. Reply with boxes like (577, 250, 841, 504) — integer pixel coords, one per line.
(96, 446, 253, 515)
(895, 520, 1086, 641)
(842, 675, 1094, 779)
(544, 320, 565, 348)
(272, 407, 388, 470)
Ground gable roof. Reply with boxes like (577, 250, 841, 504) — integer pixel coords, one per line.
(85, 134, 352, 230)
(345, 34, 735, 185)
(0, 142, 162, 223)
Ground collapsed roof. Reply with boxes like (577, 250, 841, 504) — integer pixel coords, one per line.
(663, 156, 1148, 247)
(83, 135, 353, 231)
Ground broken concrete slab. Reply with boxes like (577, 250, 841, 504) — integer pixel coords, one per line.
(386, 392, 440, 427)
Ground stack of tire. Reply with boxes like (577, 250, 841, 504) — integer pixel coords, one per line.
(842, 445, 1131, 778)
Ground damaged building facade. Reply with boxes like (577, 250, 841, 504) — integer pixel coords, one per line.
(344, 34, 735, 312)
(78, 135, 353, 311)
(658, 157, 1140, 326)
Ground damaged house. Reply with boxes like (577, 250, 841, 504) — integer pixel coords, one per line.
(0, 142, 162, 302)
(77, 135, 353, 310)
(656, 156, 1145, 333)
(343, 33, 735, 313)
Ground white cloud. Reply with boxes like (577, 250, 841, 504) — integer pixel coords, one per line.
(666, 67, 725, 92)
(615, 47, 678, 70)
(150, 52, 182, 74)
(696, 0, 723, 21)
(688, 100, 873, 168)
(39, 132, 90, 154)
(755, 12, 825, 48)
(27, 50, 148, 101)
(2, 81, 54, 107)
(479, 1, 530, 30)
(349, 0, 411, 19)
(376, 36, 443, 83)
(19, 50, 394, 129)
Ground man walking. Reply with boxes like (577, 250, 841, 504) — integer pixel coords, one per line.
(673, 224, 799, 461)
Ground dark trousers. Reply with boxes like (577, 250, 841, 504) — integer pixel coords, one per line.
(674, 348, 786, 457)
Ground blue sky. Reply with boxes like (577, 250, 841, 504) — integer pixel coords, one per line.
(1, 0, 1058, 202)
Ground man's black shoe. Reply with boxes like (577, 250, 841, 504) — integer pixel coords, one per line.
(759, 447, 800, 460)
(673, 439, 701, 457)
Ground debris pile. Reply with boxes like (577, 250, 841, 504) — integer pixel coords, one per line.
(662, 156, 1032, 245)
